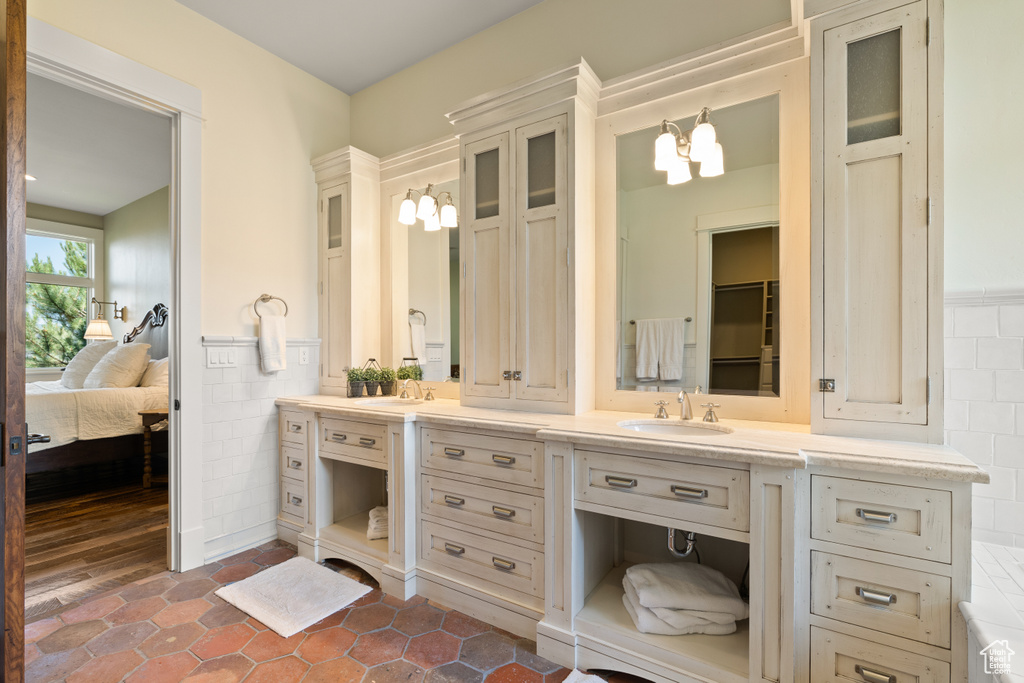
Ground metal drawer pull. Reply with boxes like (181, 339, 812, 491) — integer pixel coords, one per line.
(856, 587, 897, 606)
(605, 475, 638, 489)
(444, 447, 465, 457)
(671, 485, 708, 499)
(855, 665, 895, 683)
(288, 494, 303, 506)
(358, 437, 376, 447)
(492, 557, 516, 571)
(492, 454, 516, 466)
(857, 508, 898, 524)
(289, 459, 302, 469)
(492, 506, 516, 519)
(444, 543, 465, 555)
(289, 424, 302, 432)
(329, 432, 347, 443)
(444, 495, 465, 507)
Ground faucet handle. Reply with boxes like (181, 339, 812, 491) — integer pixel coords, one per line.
(424, 387, 436, 401)
(700, 403, 721, 423)
(654, 400, 670, 419)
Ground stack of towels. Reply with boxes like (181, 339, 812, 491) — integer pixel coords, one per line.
(622, 562, 749, 635)
(366, 506, 388, 540)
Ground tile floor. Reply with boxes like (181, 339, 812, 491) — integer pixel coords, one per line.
(25, 540, 649, 682)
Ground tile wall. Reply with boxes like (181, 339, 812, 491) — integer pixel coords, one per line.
(945, 291, 1024, 547)
(200, 336, 319, 561)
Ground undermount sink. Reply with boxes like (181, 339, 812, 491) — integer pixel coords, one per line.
(616, 419, 732, 436)
(355, 397, 423, 406)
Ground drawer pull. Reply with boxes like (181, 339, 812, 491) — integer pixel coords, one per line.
(492, 557, 516, 571)
(671, 484, 708, 499)
(444, 543, 465, 555)
(328, 432, 347, 443)
(605, 475, 638, 489)
(492, 454, 516, 466)
(359, 437, 376, 448)
(289, 423, 302, 432)
(855, 665, 895, 683)
(492, 506, 516, 519)
(288, 493, 303, 506)
(444, 495, 465, 507)
(288, 459, 302, 469)
(444, 447, 465, 457)
(857, 508, 898, 524)
(856, 586, 897, 606)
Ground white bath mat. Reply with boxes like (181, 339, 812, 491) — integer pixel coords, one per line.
(214, 556, 372, 637)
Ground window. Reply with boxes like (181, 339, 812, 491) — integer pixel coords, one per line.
(25, 219, 104, 374)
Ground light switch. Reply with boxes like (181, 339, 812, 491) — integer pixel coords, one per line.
(206, 347, 238, 368)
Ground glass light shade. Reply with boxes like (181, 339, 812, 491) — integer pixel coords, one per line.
(416, 194, 437, 221)
(398, 195, 417, 225)
(84, 318, 113, 340)
(439, 201, 458, 228)
(699, 143, 725, 177)
(689, 121, 717, 162)
(654, 131, 679, 171)
(666, 157, 692, 185)
(423, 211, 441, 232)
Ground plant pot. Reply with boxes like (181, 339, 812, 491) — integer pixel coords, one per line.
(365, 381, 380, 397)
(380, 381, 396, 396)
(347, 381, 365, 398)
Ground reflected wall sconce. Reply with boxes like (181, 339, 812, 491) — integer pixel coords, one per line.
(654, 107, 724, 185)
(398, 183, 458, 232)
(84, 297, 126, 340)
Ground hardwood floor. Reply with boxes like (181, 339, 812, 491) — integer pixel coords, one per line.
(24, 484, 168, 623)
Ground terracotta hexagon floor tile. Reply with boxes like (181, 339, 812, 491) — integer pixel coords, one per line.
(348, 628, 409, 666)
(423, 661, 484, 683)
(25, 643, 41, 667)
(211, 562, 261, 584)
(66, 649, 143, 683)
(125, 651, 200, 683)
(172, 563, 221, 583)
(242, 655, 309, 682)
(164, 578, 218, 603)
(486, 663, 544, 683)
(351, 588, 384, 607)
(303, 609, 349, 633)
(543, 668, 573, 683)
(153, 598, 212, 628)
(199, 602, 248, 628)
(87, 620, 157, 657)
(219, 548, 261, 565)
(191, 622, 257, 660)
(247, 617, 268, 632)
(344, 602, 397, 633)
(120, 576, 176, 602)
(182, 653, 254, 682)
(242, 629, 305, 662)
(140, 622, 205, 658)
(303, 657, 367, 682)
(25, 647, 91, 682)
(441, 611, 490, 638)
(254, 547, 295, 566)
(362, 659, 425, 683)
(60, 595, 124, 625)
(36, 620, 108, 654)
(405, 630, 461, 669)
(382, 593, 428, 609)
(459, 631, 515, 672)
(105, 595, 167, 625)
(393, 603, 444, 636)
(25, 617, 62, 644)
(514, 639, 562, 674)
(296, 626, 357, 663)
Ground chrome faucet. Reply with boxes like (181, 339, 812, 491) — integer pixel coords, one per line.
(701, 402, 721, 423)
(677, 385, 702, 420)
(654, 401, 670, 419)
(400, 379, 422, 399)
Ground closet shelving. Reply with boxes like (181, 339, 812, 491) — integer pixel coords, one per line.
(709, 278, 779, 394)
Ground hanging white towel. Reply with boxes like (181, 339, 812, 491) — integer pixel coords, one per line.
(658, 317, 687, 381)
(635, 319, 659, 380)
(259, 314, 287, 373)
(409, 320, 428, 365)
(625, 562, 749, 620)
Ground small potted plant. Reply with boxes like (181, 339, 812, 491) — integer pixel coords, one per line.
(397, 364, 424, 382)
(363, 367, 381, 397)
(379, 367, 397, 396)
(346, 368, 366, 397)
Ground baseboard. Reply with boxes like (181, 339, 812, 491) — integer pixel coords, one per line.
(415, 569, 542, 639)
(204, 520, 278, 563)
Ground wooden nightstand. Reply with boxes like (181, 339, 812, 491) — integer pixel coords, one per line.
(138, 409, 169, 488)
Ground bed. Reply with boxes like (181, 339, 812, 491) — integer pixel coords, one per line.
(26, 303, 169, 476)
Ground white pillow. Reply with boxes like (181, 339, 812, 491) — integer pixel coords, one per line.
(61, 340, 118, 389)
(140, 357, 169, 387)
(84, 343, 152, 389)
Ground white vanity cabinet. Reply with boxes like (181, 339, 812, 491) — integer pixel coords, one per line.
(810, 0, 943, 442)
(276, 408, 312, 545)
(448, 60, 599, 415)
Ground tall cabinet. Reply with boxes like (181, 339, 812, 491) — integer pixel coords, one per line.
(448, 60, 600, 414)
(810, 0, 943, 442)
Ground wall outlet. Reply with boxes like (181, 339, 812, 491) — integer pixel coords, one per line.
(206, 347, 238, 368)
(298, 348, 310, 365)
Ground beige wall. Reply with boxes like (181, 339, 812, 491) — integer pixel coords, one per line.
(27, 203, 103, 229)
(349, 0, 790, 158)
(103, 187, 170, 341)
(29, 0, 350, 338)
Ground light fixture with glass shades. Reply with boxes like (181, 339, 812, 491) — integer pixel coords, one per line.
(398, 184, 458, 232)
(83, 297, 126, 341)
(654, 107, 725, 184)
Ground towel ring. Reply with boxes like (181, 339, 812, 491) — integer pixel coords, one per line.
(253, 294, 288, 318)
(409, 308, 426, 325)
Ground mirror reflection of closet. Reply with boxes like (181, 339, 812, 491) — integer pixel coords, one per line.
(615, 94, 779, 397)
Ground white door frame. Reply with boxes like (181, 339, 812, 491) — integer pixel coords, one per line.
(27, 17, 205, 571)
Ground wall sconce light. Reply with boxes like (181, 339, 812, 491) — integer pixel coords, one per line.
(399, 184, 458, 231)
(654, 107, 725, 185)
(84, 297, 126, 340)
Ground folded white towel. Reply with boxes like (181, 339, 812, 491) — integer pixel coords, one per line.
(259, 314, 287, 373)
(622, 575, 736, 635)
(369, 506, 388, 521)
(622, 589, 736, 636)
(367, 506, 388, 540)
(410, 321, 427, 366)
(625, 562, 749, 621)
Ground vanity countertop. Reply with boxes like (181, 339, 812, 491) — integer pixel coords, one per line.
(276, 395, 989, 484)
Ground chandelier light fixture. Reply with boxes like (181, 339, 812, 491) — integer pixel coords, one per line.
(654, 107, 725, 185)
(398, 184, 458, 231)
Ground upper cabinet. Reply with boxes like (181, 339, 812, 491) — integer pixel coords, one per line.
(810, 0, 943, 442)
(449, 61, 600, 414)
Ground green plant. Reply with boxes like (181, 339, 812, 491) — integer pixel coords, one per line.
(363, 367, 381, 382)
(346, 367, 365, 382)
(397, 364, 423, 381)
(379, 367, 396, 382)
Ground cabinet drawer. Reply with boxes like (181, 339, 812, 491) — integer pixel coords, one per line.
(811, 552, 951, 648)
(421, 474, 544, 545)
(281, 444, 306, 485)
(811, 627, 949, 683)
(320, 417, 387, 467)
(574, 450, 749, 532)
(281, 480, 307, 522)
(811, 476, 951, 563)
(420, 428, 543, 488)
(419, 520, 543, 600)
(280, 410, 308, 447)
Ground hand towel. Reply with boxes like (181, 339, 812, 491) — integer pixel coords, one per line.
(622, 587, 737, 636)
(625, 562, 749, 620)
(259, 314, 287, 373)
(409, 320, 428, 366)
(658, 318, 687, 381)
(635, 319, 659, 380)
(623, 575, 737, 633)
(367, 506, 388, 540)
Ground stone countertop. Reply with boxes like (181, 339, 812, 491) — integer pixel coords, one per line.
(275, 395, 989, 483)
(962, 542, 1024, 682)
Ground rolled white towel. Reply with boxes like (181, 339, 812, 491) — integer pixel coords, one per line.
(625, 562, 749, 621)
